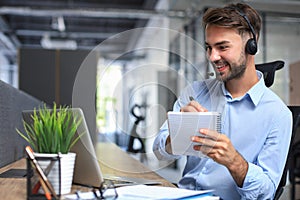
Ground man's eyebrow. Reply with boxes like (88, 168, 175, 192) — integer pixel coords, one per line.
(205, 41, 230, 46)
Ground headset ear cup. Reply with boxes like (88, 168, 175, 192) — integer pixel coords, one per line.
(246, 39, 257, 55)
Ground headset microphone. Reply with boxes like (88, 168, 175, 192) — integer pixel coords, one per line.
(207, 72, 215, 76)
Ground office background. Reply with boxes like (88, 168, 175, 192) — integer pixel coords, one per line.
(0, 0, 300, 199)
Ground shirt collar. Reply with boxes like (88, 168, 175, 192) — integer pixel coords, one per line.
(247, 70, 266, 106)
(221, 70, 266, 106)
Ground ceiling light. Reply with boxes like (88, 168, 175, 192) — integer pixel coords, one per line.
(41, 34, 77, 50)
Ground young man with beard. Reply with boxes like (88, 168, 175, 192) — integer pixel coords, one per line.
(153, 3, 292, 199)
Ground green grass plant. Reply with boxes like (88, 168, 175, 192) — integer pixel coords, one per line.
(16, 103, 84, 154)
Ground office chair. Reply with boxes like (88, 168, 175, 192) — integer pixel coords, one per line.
(273, 106, 300, 200)
(255, 60, 291, 200)
(288, 106, 300, 200)
(255, 60, 284, 88)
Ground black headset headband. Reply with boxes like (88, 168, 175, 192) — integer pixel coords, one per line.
(231, 7, 258, 55)
(235, 8, 257, 43)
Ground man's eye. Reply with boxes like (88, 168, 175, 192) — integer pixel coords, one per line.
(205, 46, 211, 51)
(219, 46, 228, 50)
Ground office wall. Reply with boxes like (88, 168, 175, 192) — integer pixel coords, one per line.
(18, 48, 98, 144)
(290, 60, 300, 105)
(264, 19, 300, 104)
(19, 48, 56, 104)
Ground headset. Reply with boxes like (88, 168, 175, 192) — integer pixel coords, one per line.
(235, 8, 258, 55)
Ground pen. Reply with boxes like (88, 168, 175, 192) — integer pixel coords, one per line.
(189, 96, 195, 101)
(189, 96, 208, 112)
(32, 160, 55, 194)
(25, 146, 58, 199)
(39, 175, 52, 200)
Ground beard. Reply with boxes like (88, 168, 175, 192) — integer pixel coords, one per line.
(214, 51, 247, 82)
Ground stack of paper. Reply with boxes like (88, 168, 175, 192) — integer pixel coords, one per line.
(65, 185, 219, 199)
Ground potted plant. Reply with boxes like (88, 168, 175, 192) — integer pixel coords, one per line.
(16, 103, 85, 195)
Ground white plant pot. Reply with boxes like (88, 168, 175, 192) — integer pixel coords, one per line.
(35, 152, 76, 195)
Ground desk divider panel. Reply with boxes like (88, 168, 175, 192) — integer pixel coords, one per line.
(0, 80, 42, 168)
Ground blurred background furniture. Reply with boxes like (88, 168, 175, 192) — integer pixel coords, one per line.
(288, 106, 300, 200)
(255, 60, 291, 200)
(0, 80, 42, 168)
(255, 60, 284, 87)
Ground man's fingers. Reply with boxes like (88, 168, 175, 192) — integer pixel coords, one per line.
(180, 106, 198, 112)
(193, 144, 214, 155)
(189, 101, 208, 112)
(180, 101, 208, 112)
(191, 135, 218, 147)
(199, 128, 222, 141)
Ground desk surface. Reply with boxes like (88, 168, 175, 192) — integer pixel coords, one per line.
(0, 142, 174, 199)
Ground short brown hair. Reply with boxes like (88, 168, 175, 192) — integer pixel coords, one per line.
(202, 3, 261, 40)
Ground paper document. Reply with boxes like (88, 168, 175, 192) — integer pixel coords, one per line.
(167, 112, 221, 157)
(64, 185, 218, 199)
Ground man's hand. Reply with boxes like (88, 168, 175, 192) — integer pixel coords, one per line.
(180, 99, 208, 112)
(191, 128, 248, 187)
(165, 135, 172, 154)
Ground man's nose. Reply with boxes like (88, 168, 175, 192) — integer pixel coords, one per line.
(209, 49, 221, 62)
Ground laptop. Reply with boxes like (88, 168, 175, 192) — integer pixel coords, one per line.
(22, 108, 160, 188)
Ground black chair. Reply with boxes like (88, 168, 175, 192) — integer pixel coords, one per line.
(255, 60, 284, 88)
(127, 104, 147, 162)
(288, 106, 300, 200)
(273, 106, 300, 200)
(255, 60, 291, 200)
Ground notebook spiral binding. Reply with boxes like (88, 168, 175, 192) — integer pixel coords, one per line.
(216, 114, 222, 133)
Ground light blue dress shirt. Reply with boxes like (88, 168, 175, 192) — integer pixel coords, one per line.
(153, 71, 292, 200)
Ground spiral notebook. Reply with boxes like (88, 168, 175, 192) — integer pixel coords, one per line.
(167, 112, 221, 157)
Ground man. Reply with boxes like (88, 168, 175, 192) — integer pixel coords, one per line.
(153, 3, 292, 199)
